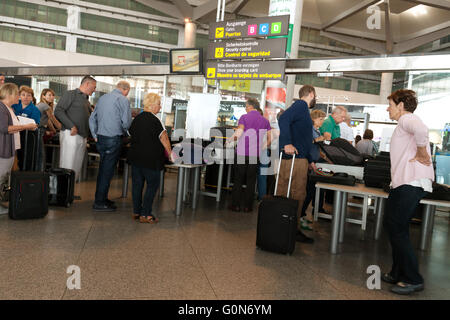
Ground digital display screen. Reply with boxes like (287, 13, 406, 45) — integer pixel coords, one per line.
(169, 48, 203, 74)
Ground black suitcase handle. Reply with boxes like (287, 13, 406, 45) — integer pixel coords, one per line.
(274, 151, 296, 198)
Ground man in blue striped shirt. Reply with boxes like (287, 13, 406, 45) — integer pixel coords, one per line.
(89, 81, 132, 212)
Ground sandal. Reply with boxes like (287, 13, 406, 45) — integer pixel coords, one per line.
(139, 216, 159, 224)
(132, 214, 140, 221)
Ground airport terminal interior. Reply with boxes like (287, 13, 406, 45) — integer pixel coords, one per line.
(0, 0, 449, 300)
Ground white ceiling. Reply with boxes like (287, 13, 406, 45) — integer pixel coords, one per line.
(194, 0, 450, 51)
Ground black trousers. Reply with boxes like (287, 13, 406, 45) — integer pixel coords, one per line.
(231, 156, 258, 209)
(384, 185, 426, 285)
(301, 171, 325, 217)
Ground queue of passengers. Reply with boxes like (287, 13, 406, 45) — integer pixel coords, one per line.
(0, 75, 434, 295)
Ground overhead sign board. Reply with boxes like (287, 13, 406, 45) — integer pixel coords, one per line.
(209, 15, 290, 40)
(207, 38, 287, 60)
(206, 61, 286, 80)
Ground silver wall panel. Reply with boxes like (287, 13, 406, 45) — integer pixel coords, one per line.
(0, 53, 449, 76)
(285, 53, 450, 73)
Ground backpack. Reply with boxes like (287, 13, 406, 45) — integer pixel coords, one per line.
(318, 138, 364, 166)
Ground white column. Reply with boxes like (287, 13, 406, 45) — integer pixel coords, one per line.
(380, 72, 394, 103)
(184, 22, 197, 48)
(284, 0, 303, 107)
(182, 22, 197, 98)
(268, 0, 304, 108)
(66, 6, 81, 53)
(351, 79, 358, 92)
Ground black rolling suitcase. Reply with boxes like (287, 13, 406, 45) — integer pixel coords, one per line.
(18, 127, 46, 171)
(9, 171, 49, 220)
(256, 153, 298, 255)
(48, 168, 75, 207)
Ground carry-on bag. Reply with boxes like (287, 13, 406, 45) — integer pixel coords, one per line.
(9, 171, 49, 220)
(423, 182, 450, 202)
(48, 168, 75, 207)
(256, 152, 298, 255)
(309, 168, 356, 186)
(318, 138, 364, 166)
(363, 157, 391, 188)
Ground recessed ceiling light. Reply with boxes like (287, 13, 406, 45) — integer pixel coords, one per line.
(407, 5, 428, 16)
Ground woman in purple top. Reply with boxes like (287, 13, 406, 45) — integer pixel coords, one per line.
(226, 98, 272, 212)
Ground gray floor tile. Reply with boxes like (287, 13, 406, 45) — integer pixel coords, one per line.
(1, 174, 449, 300)
(0, 248, 79, 300)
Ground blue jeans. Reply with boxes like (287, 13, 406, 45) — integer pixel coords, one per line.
(257, 162, 268, 200)
(384, 185, 426, 285)
(94, 135, 122, 206)
(131, 165, 161, 217)
(257, 150, 271, 200)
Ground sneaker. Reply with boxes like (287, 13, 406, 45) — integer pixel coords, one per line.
(228, 205, 240, 212)
(381, 273, 397, 284)
(0, 205, 8, 214)
(296, 230, 314, 243)
(300, 217, 313, 231)
(92, 204, 117, 212)
(105, 199, 117, 209)
(390, 282, 424, 295)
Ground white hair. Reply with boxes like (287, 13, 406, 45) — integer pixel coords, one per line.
(332, 106, 347, 115)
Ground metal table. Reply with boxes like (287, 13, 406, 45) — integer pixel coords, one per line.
(168, 163, 205, 215)
(419, 198, 450, 250)
(314, 182, 389, 254)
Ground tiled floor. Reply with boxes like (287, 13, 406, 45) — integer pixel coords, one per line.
(1, 170, 449, 300)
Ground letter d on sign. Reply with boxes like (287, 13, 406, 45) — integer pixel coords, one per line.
(366, 265, 381, 290)
(67, 265, 81, 290)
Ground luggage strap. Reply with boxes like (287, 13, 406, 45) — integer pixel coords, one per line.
(274, 151, 296, 198)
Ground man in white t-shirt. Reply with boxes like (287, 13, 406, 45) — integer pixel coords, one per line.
(339, 113, 354, 144)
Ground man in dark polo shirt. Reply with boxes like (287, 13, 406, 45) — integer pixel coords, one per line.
(55, 75, 96, 181)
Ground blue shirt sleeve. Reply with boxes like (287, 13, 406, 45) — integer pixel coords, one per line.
(119, 97, 132, 132)
(32, 107, 41, 124)
(278, 106, 296, 147)
(89, 107, 98, 139)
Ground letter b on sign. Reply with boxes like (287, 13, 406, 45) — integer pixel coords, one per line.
(67, 265, 81, 290)
(248, 25, 257, 36)
(366, 265, 381, 290)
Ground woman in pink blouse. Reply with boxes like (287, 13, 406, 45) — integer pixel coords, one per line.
(382, 89, 434, 295)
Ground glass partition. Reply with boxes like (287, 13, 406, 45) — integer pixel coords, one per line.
(16, 66, 450, 184)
